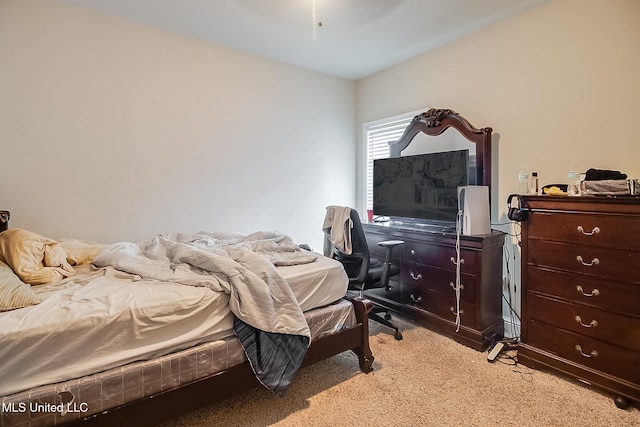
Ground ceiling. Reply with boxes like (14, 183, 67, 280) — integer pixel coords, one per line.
(56, 0, 548, 80)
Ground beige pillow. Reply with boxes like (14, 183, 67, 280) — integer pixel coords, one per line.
(0, 260, 41, 311)
(59, 239, 105, 265)
(0, 229, 75, 285)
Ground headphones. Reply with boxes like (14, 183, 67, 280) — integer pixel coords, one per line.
(507, 194, 527, 222)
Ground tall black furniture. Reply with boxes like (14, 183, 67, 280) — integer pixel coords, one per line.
(0, 210, 9, 233)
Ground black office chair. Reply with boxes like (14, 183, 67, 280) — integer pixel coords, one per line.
(324, 208, 404, 340)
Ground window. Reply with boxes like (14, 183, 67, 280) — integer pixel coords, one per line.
(363, 110, 423, 211)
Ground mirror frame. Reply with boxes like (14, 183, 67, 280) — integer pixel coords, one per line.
(388, 108, 492, 192)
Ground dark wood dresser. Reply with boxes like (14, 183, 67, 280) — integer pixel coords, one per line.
(362, 221, 505, 351)
(518, 196, 640, 408)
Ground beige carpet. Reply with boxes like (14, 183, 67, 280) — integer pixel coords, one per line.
(162, 316, 638, 427)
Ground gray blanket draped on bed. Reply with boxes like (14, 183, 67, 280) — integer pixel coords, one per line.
(93, 230, 317, 395)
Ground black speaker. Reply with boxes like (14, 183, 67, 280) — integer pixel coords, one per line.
(507, 194, 527, 222)
(0, 210, 9, 233)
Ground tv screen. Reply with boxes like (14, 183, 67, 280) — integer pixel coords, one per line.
(373, 149, 469, 223)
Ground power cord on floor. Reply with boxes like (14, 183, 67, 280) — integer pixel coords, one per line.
(452, 209, 464, 332)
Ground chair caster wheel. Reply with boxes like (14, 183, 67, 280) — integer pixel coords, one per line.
(394, 331, 403, 340)
(384, 313, 392, 320)
(614, 396, 630, 410)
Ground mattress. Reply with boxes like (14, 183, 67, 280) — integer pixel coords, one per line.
(0, 299, 357, 427)
(281, 252, 349, 311)
(0, 255, 348, 397)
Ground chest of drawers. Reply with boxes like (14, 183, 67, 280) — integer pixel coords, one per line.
(518, 196, 640, 408)
(362, 222, 505, 351)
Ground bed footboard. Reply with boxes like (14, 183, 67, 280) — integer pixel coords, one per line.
(345, 296, 374, 373)
(69, 297, 374, 427)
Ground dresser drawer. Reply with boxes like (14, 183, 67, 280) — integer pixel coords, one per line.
(527, 240, 640, 283)
(528, 320, 640, 384)
(403, 242, 477, 274)
(527, 267, 640, 316)
(527, 211, 640, 250)
(527, 293, 640, 351)
(403, 283, 476, 327)
(402, 262, 476, 302)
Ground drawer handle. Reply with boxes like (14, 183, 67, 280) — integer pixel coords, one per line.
(576, 255, 599, 267)
(410, 249, 416, 255)
(577, 225, 600, 236)
(410, 271, 423, 280)
(450, 307, 464, 316)
(575, 345, 598, 358)
(575, 316, 598, 328)
(450, 256, 464, 265)
(410, 293, 422, 303)
(449, 282, 464, 291)
(576, 285, 599, 297)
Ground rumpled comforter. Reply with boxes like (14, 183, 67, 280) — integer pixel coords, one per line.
(93, 230, 317, 395)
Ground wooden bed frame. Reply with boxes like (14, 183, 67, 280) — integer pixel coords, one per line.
(70, 296, 374, 426)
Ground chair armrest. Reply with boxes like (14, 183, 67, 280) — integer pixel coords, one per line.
(377, 240, 404, 248)
(377, 240, 404, 286)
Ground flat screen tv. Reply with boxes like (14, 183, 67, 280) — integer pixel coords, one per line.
(373, 149, 471, 223)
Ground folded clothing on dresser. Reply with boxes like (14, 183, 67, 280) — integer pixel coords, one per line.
(581, 179, 639, 196)
(581, 168, 638, 196)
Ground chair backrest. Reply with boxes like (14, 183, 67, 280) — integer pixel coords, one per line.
(330, 208, 370, 285)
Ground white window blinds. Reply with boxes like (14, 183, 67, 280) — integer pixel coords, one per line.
(364, 115, 414, 211)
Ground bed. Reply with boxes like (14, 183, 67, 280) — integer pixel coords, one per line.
(0, 227, 374, 427)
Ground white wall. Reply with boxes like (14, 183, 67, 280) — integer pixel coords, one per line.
(355, 0, 640, 334)
(357, 0, 640, 211)
(0, 0, 356, 251)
